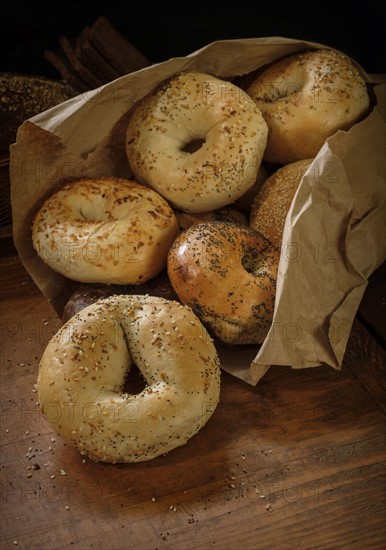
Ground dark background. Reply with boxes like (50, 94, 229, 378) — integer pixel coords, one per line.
(1, 1, 386, 78)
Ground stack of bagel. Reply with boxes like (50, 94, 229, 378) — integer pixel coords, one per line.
(32, 48, 370, 463)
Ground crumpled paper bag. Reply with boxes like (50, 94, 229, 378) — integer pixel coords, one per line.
(10, 36, 386, 385)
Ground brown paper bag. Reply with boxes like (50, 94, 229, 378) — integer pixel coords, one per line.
(10, 37, 386, 385)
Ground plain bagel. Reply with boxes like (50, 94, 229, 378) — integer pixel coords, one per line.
(31, 177, 179, 285)
(246, 49, 370, 164)
(167, 221, 280, 345)
(126, 71, 268, 213)
(37, 294, 221, 463)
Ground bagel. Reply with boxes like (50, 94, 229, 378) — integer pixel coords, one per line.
(31, 177, 179, 285)
(126, 71, 268, 213)
(167, 221, 280, 345)
(37, 294, 221, 463)
(250, 158, 314, 247)
(246, 49, 370, 164)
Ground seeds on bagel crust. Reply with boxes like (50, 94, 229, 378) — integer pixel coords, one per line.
(167, 221, 280, 345)
(250, 158, 314, 247)
(246, 49, 370, 164)
(126, 72, 268, 213)
(31, 177, 179, 285)
(37, 294, 221, 463)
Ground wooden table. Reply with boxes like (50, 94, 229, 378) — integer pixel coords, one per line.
(1, 252, 385, 550)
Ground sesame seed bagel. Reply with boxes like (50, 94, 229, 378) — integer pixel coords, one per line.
(250, 158, 314, 247)
(31, 177, 179, 285)
(126, 71, 268, 213)
(37, 294, 221, 463)
(246, 49, 370, 164)
(167, 221, 280, 345)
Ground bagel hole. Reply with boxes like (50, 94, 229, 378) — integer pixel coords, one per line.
(122, 364, 147, 395)
(182, 138, 206, 154)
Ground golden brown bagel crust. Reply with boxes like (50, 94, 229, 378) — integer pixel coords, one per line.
(246, 49, 369, 164)
(250, 158, 314, 247)
(167, 221, 280, 345)
(31, 177, 179, 285)
(126, 72, 268, 213)
(37, 294, 221, 463)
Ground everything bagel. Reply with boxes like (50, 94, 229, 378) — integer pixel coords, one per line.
(37, 294, 221, 463)
(246, 49, 370, 164)
(126, 71, 268, 213)
(31, 177, 179, 285)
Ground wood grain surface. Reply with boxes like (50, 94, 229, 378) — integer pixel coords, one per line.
(1, 255, 385, 550)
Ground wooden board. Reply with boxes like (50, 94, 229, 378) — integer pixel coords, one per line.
(1, 255, 385, 549)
